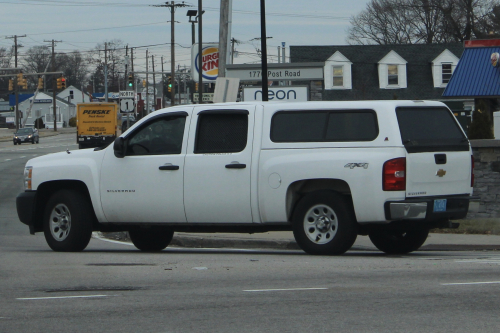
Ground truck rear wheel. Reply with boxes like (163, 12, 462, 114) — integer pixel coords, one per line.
(129, 227, 174, 252)
(368, 230, 429, 254)
(43, 190, 93, 252)
(292, 191, 357, 255)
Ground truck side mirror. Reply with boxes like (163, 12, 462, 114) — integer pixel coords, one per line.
(113, 137, 125, 158)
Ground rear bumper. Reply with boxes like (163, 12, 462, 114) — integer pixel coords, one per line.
(78, 135, 116, 148)
(385, 195, 479, 221)
(16, 191, 37, 234)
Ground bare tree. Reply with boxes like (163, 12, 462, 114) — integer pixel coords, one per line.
(58, 51, 88, 88)
(347, 0, 500, 44)
(88, 39, 126, 92)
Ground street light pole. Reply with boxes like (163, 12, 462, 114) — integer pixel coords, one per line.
(198, 0, 203, 104)
(260, 0, 268, 101)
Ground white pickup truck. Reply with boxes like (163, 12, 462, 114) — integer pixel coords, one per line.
(17, 101, 477, 255)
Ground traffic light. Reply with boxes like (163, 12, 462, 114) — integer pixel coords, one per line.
(21, 78, 28, 90)
(142, 79, 146, 87)
(128, 74, 133, 87)
(37, 77, 44, 89)
(57, 77, 62, 89)
(167, 76, 172, 93)
(17, 73, 23, 82)
(8, 79, 13, 91)
(195, 82, 199, 92)
(61, 77, 66, 89)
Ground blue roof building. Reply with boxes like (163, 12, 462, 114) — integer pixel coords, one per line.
(443, 40, 500, 98)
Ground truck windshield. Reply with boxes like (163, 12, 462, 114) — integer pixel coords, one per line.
(396, 107, 469, 153)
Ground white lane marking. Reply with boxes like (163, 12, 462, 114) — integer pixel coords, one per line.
(455, 259, 500, 263)
(4, 159, 10, 161)
(20, 156, 25, 158)
(441, 281, 500, 286)
(243, 288, 328, 292)
(17, 295, 115, 300)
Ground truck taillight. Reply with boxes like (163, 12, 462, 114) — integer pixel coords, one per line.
(471, 155, 474, 187)
(383, 158, 406, 191)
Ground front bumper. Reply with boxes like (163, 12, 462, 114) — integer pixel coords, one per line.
(14, 136, 34, 143)
(16, 191, 37, 234)
(385, 195, 480, 221)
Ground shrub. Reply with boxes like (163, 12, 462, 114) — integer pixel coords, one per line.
(68, 117, 76, 127)
(468, 99, 494, 139)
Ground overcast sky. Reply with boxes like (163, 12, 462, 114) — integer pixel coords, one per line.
(1, 0, 371, 74)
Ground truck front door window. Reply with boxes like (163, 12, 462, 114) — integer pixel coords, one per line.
(127, 116, 186, 155)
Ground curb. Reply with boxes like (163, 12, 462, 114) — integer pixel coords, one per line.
(99, 232, 500, 252)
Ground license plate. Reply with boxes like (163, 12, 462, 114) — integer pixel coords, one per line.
(433, 199, 447, 212)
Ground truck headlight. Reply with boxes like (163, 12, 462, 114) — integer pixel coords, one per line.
(24, 166, 33, 190)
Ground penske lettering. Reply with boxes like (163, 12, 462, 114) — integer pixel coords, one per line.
(83, 109, 111, 115)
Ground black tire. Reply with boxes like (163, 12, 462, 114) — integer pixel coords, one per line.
(36, 138, 39, 144)
(31, 138, 35, 144)
(292, 191, 358, 255)
(129, 227, 174, 252)
(368, 230, 429, 254)
(13, 141, 16, 145)
(43, 190, 93, 252)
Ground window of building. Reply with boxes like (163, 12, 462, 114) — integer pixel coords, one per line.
(126, 116, 186, 156)
(271, 110, 378, 142)
(388, 65, 398, 85)
(442, 63, 452, 84)
(194, 112, 248, 153)
(332, 66, 344, 87)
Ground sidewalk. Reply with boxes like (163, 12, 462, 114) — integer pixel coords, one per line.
(0, 127, 76, 142)
(102, 231, 500, 252)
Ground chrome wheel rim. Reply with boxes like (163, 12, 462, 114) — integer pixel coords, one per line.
(303, 204, 338, 244)
(49, 204, 71, 241)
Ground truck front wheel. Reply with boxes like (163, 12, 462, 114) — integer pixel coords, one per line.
(368, 230, 429, 254)
(43, 190, 93, 252)
(292, 191, 358, 255)
(129, 227, 174, 252)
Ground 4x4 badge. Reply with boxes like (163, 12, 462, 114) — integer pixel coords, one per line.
(436, 169, 446, 177)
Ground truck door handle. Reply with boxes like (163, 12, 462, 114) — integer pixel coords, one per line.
(225, 163, 246, 169)
(159, 165, 179, 170)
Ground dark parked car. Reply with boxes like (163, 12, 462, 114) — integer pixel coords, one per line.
(13, 128, 39, 145)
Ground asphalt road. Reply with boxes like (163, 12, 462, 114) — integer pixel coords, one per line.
(2, 134, 500, 332)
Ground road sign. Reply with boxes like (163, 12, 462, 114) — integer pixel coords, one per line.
(120, 98, 135, 113)
(119, 91, 134, 98)
(193, 93, 214, 102)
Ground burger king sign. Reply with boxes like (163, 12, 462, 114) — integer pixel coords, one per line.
(192, 44, 219, 82)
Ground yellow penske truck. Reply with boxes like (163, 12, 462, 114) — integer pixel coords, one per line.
(76, 103, 118, 149)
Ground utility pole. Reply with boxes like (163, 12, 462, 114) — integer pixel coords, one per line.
(153, 1, 188, 106)
(231, 38, 239, 64)
(152, 55, 157, 111)
(104, 42, 108, 102)
(44, 39, 62, 131)
(218, 0, 229, 78)
(131, 47, 136, 116)
(6, 35, 26, 130)
(161, 56, 165, 108)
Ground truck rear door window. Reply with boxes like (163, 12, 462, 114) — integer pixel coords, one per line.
(194, 113, 248, 153)
(271, 110, 378, 142)
(396, 107, 468, 153)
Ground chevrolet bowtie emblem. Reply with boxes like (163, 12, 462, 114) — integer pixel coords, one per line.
(436, 169, 446, 177)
